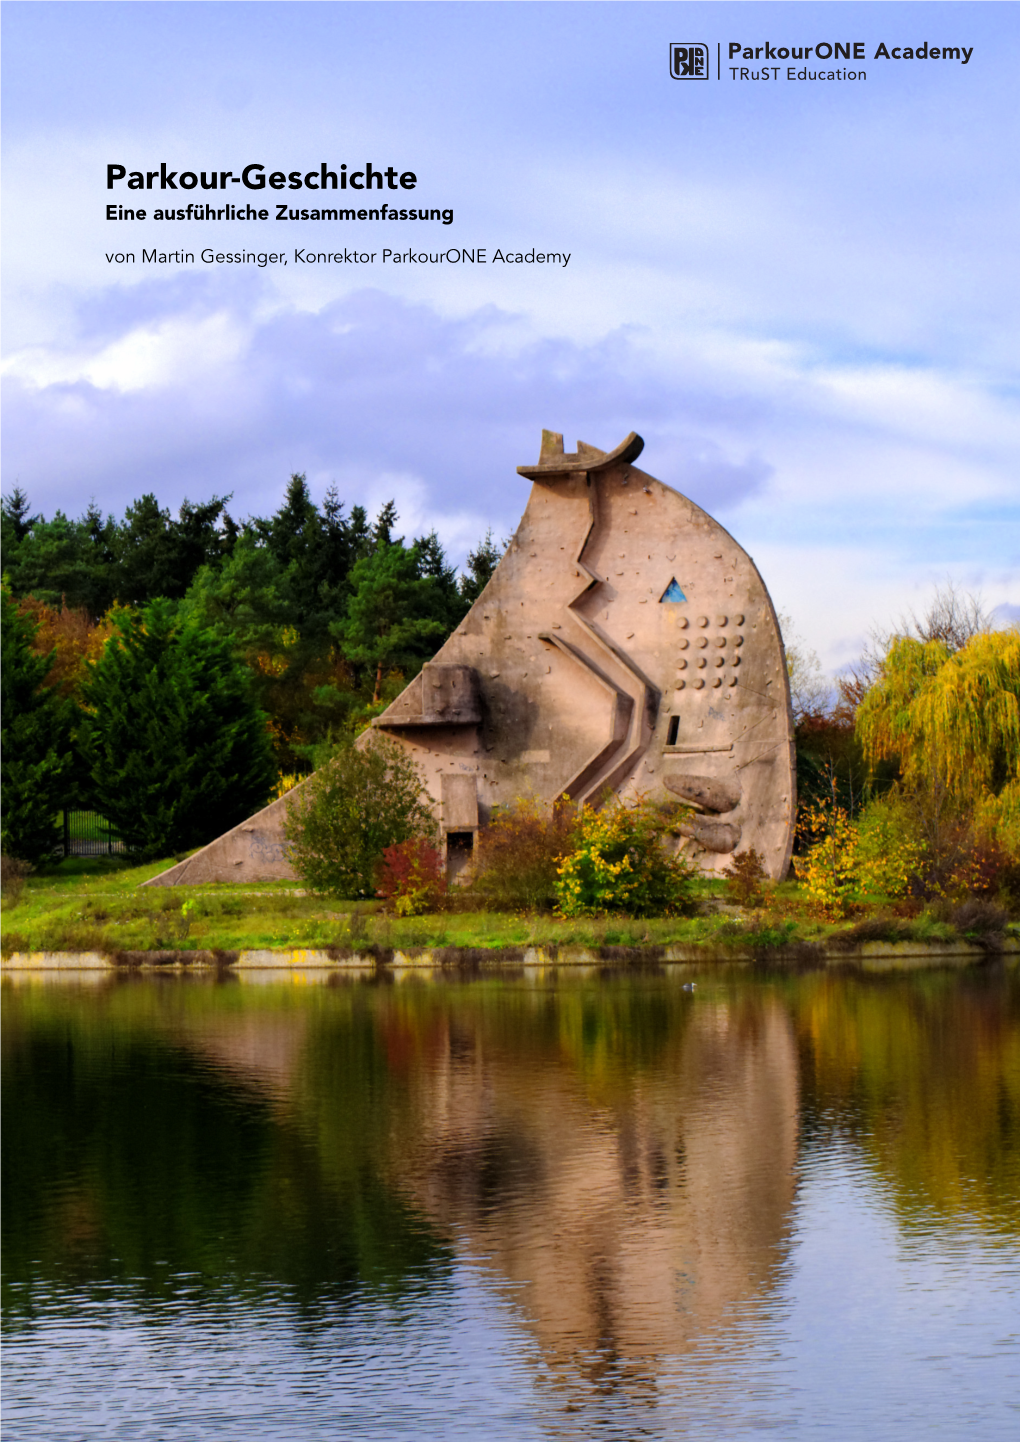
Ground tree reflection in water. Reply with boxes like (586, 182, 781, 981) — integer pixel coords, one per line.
(787, 967, 1020, 1240)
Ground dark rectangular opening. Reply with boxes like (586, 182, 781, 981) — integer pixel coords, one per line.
(666, 715, 680, 747)
(446, 831, 475, 884)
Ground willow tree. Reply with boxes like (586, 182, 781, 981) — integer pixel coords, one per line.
(856, 629, 1020, 858)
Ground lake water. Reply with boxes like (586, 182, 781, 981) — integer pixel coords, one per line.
(3, 963, 1019, 1440)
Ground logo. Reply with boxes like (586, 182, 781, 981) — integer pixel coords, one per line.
(671, 42, 709, 79)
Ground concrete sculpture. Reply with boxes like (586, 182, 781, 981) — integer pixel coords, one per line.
(146, 430, 795, 888)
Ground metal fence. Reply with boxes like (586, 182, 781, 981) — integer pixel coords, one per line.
(60, 811, 126, 858)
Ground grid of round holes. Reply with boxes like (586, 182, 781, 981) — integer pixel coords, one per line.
(675, 613, 744, 692)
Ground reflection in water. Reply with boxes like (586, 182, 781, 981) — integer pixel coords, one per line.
(382, 982, 798, 1382)
(788, 969, 1020, 1239)
(2, 964, 1018, 1438)
(1, 979, 452, 1321)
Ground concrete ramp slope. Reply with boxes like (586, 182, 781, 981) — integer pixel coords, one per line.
(145, 428, 795, 887)
(143, 789, 299, 887)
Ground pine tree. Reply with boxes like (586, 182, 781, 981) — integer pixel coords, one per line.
(1, 486, 41, 543)
(1, 587, 75, 862)
(79, 600, 277, 858)
(264, 473, 318, 563)
(417, 530, 469, 630)
(114, 493, 233, 604)
(335, 542, 450, 704)
(372, 500, 399, 549)
(459, 529, 505, 605)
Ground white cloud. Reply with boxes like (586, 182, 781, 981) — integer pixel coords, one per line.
(3, 310, 249, 393)
(2, 280, 1015, 674)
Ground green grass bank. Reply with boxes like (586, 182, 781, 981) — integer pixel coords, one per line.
(2, 856, 1018, 964)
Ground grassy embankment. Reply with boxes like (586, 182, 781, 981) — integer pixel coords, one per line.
(2, 855, 1016, 957)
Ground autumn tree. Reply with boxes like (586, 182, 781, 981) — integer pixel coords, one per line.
(14, 595, 119, 699)
(857, 631, 1019, 801)
(839, 582, 992, 713)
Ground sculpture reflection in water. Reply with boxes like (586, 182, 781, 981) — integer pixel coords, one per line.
(378, 983, 800, 1383)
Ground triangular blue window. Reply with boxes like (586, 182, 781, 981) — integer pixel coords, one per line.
(659, 578, 687, 603)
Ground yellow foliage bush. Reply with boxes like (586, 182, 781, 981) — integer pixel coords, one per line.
(793, 803, 861, 917)
(855, 793, 929, 899)
(555, 797, 698, 918)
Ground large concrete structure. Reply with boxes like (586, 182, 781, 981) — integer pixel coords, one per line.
(146, 430, 795, 888)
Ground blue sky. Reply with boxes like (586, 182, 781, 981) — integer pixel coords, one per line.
(2, 1, 1017, 671)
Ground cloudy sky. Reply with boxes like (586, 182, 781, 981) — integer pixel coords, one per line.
(3, 1, 1017, 672)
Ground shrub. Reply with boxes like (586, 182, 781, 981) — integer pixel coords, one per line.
(951, 832, 1020, 909)
(471, 797, 577, 911)
(145, 897, 196, 949)
(376, 836, 447, 916)
(555, 797, 699, 918)
(972, 783, 1020, 908)
(0, 929, 31, 959)
(0, 856, 33, 905)
(827, 915, 918, 951)
(794, 801, 862, 918)
(284, 737, 435, 898)
(950, 897, 1010, 940)
(855, 783, 1012, 904)
(855, 792, 928, 899)
(717, 917, 801, 951)
(723, 849, 768, 908)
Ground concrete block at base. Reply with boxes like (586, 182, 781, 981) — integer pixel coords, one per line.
(232, 948, 349, 968)
(2, 951, 116, 970)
